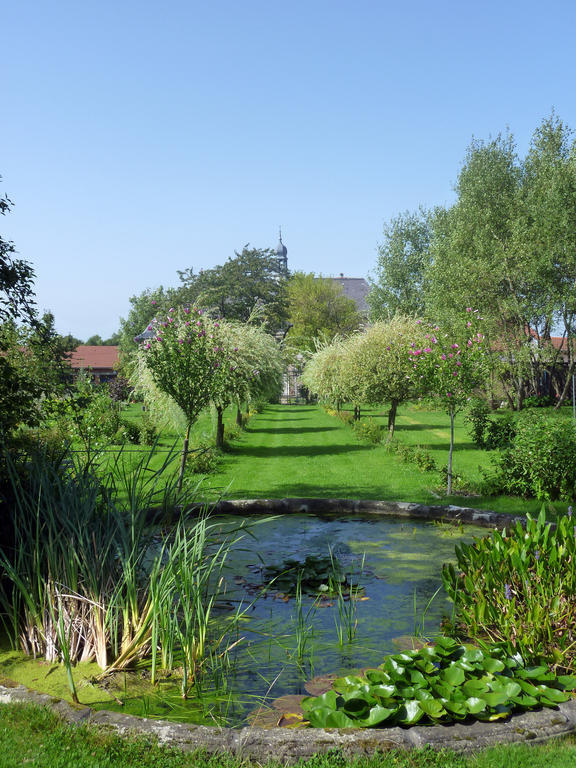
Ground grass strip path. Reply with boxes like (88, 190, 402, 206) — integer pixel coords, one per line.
(205, 405, 544, 516)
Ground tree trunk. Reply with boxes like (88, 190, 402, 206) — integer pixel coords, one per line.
(236, 405, 243, 427)
(177, 422, 192, 493)
(447, 409, 454, 496)
(336, 400, 341, 412)
(387, 399, 398, 439)
(215, 405, 225, 448)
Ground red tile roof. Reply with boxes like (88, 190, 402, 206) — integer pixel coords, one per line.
(68, 346, 120, 370)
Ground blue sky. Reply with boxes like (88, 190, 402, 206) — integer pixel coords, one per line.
(3, 0, 576, 339)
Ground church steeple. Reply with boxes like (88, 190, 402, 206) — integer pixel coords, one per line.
(275, 227, 288, 273)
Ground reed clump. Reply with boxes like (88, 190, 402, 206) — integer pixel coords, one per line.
(0, 447, 251, 700)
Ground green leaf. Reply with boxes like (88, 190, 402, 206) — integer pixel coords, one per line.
(441, 665, 466, 686)
(482, 657, 506, 674)
(482, 691, 509, 707)
(357, 705, 397, 727)
(397, 700, 424, 725)
(557, 675, 576, 690)
(418, 699, 447, 719)
(343, 697, 370, 718)
(465, 697, 487, 714)
(370, 684, 396, 700)
(536, 686, 570, 703)
(462, 646, 485, 663)
(462, 679, 489, 697)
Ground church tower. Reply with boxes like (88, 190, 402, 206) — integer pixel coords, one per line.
(275, 227, 288, 274)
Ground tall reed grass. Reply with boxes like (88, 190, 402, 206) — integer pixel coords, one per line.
(0, 446, 254, 699)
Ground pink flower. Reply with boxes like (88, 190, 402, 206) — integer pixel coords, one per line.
(167, 317, 174, 323)
(451, 343, 459, 349)
(214, 362, 220, 368)
(147, 324, 153, 330)
(145, 343, 151, 349)
(424, 347, 432, 353)
(467, 340, 473, 347)
(416, 320, 422, 325)
(151, 300, 157, 305)
(447, 392, 452, 397)
(214, 322, 220, 328)
(441, 354, 446, 360)
(168, 308, 174, 313)
(386, 345, 391, 351)
(456, 361, 461, 366)
(466, 307, 472, 312)
(449, 353, 453, 358)
(453, 371, 458, 376)
(156, 335, 163, 341)
(183, 307, 190, 314)
(467, 321, 472, 327)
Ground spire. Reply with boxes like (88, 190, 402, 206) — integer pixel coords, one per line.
(275, 226, 288, 273)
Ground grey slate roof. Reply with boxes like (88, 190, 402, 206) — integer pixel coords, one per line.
(330, 276, 371, 314)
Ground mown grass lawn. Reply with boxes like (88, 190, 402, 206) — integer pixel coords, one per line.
(194, 404, 548, 517)
(2, 702, 576, 768)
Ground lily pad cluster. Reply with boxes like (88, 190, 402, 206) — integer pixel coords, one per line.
(301, 637, 576, 728)
(261, 555, 349, 596)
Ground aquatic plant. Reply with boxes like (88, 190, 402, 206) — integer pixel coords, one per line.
(442, 506, 576, 671)
(0, 446, 254, 700)
(301, 637, 576, 728)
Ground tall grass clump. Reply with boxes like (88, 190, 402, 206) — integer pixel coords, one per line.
(443, 506, 576, 671)
(0, 446, 253, 699)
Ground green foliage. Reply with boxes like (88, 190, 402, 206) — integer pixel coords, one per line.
(368, 207, 431, 319)
(523, 394, 555, 408)
(178, 246, 289, 331)
(262, 555, 347, 596)
(395, 443, 437, 473)
(0, 179, 36, 325)
(301, 638, 575, 728)
(443, 507, 576, 669)
(286, 272, 362, 352)
(465, 401, 515, 450)
(187, 445, 221, 474)
(353, 418, 384, 444)
(139, 412, 159, 445)
(115, 418, 141, 444)
(489, 413, 576, 500)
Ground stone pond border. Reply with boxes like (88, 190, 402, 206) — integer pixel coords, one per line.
(2, 498, 572, 764)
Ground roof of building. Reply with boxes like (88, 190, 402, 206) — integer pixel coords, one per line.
(330, 275, 371, 313)
(68, 346, 120, 370)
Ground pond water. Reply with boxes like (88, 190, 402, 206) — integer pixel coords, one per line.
(95, 513, 485, 726)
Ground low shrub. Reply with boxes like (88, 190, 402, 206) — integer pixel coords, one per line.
(488, 413, 576, 500)
(523, 394, 555, 408)
(138, 413, 158, 445)
(337, 410, 355, 425)
(187, 445, 221, 474)
(353, 418, 383, 444)
(443, 507, 576, 671)
(223, 424, 242, 443)
(114, 419, 141, 445)
(465, 399, 515, 450)
(395, 443, 437, 473)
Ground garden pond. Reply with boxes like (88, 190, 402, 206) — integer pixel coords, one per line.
(0, 513, 485, 727)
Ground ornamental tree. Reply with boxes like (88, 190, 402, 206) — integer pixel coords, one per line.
(209, 321, 283, 447)
(342, 317, 432, 437)
(138, 305, 227, 490)
(412, 310, 487, 494)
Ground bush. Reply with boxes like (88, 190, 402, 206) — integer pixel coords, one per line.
(395, 443, 437, 473)
(138, 413, 158, 445)
(523, 394, 555, 408)
(483, 411, 516, 450)
(114, 419, 141, 445)
(337, 410, 355, 425)
(187, 445, 221, 474)
(465, 398, 490, 447)
(489, 413, 576, 500)
(108, 375, 132, 403)
(465, 399, 515, 450)
(353, 418, 383, 444)
(223, 424, 242, 442)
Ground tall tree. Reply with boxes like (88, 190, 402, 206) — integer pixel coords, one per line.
(286, 272, 362, 352)
(178, 246, 289, 331)
(368, 208, 431, 319)
(425, 133, 532, 408)
(0, 178, 36, 325)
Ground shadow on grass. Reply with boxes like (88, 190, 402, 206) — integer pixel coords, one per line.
(395, 424, 449, 432)
(246, 426, 338, 434)
(227, 444, 372, 458)
(218, 482, 441, 502)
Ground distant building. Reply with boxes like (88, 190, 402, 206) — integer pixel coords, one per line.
(68, 345, 119, 384)
(330, 273, 370, 316)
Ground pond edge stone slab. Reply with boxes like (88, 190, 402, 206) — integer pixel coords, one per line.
(3, 500, 570, 763)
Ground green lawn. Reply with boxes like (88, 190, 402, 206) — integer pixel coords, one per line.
(2, 702, 576, 768)
(193, 404, 549, 517)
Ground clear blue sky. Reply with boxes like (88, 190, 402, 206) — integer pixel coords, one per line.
(3, 0, 576, 339)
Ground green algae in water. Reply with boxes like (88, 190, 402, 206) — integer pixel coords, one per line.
(1, 514, 484, 726)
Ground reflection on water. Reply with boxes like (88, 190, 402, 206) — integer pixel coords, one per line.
(100, 513, 484, 725)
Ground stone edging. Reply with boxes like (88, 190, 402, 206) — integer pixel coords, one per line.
(2, 499, 567, 764)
